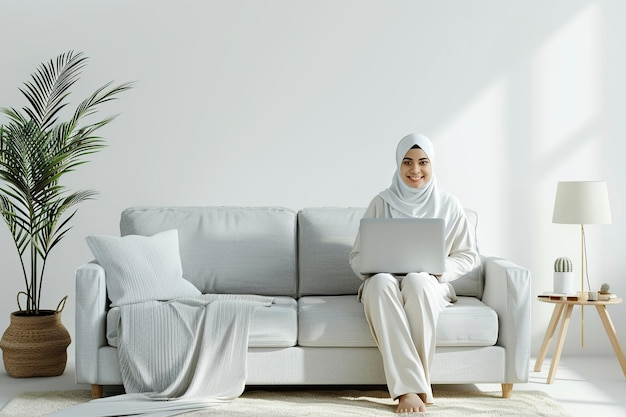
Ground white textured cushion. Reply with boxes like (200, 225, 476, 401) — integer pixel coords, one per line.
(298, 295, 498, 347)
(107, 296, 298, 348)
(86, 229, 201, 307)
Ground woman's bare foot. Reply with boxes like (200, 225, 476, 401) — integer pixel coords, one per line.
(396, 393, 426, 413)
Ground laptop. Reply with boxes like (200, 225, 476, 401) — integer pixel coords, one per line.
(358, 218, 446, 275)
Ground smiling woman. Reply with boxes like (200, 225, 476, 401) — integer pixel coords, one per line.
(400, 146, 432, 189)
(349, 133, 480, 413)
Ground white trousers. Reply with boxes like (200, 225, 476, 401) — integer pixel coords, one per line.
(360, 272, 455, 403)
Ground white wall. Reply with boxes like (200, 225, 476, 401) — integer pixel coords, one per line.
(1, 0, 625, 370)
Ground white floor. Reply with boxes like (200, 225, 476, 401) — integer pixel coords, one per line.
(0, 356, 624, 416)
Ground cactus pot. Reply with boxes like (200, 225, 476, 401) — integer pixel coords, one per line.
(553, 272, 575, 294)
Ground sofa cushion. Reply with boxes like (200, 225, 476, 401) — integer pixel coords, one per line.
(448, 209, 484, 298)
(86, 229, 201, 307)
(297, 295, 498, 347)
(297, 207, 483, 298)
(435, 295, 498, 346)
(120, 207, 297, 297)
(248, 296, 298, 347)
(297, 207, 366, 296)
(107, 296, 298, 348)
(298, 295, 375, 347)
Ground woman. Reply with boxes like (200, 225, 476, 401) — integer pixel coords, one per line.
(349, 133, 479, 413)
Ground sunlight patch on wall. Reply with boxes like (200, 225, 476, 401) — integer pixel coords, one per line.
(530, 3, 604, 293)
(434, 77, 508, 256)
(531, 3, 602, 159)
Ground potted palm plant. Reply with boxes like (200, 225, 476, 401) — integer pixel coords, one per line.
(0, 51, 132, 377)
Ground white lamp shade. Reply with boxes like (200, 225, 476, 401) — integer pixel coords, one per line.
(552, 181, 612, 225)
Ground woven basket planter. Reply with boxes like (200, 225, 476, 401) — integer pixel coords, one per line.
(0, 310, 71, 378)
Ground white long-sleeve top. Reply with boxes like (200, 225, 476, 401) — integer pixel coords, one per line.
(349, 194, 479, 283)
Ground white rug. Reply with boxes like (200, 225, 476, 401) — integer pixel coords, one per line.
(0, 389, 571, 417)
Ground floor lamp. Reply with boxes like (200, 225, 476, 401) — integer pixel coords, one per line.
(552, 181, 612, 347)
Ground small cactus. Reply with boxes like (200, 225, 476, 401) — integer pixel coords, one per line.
(600, 283, 610, 293)
(554, 257, 573, 272)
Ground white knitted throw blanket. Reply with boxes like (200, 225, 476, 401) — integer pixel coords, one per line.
(46, 294, 273, 417)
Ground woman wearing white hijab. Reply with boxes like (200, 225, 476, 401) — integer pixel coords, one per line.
(349, 133, 479, 413)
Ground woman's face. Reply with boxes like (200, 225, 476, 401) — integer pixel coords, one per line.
(400, 148, 432, 189)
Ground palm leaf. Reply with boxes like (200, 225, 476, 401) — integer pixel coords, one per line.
(20, 51, 88, 131)
(0, 51, 132, 313)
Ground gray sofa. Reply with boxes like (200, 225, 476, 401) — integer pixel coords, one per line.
(75, 206, 531, 399)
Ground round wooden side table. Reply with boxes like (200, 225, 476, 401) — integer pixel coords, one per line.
(533, 295, 626, 383)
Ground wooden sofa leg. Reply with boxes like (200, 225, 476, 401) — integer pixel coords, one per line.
(501, 383, 513, 398)
(91, 384, 104, 399)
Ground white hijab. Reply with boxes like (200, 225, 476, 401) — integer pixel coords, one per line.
(378, 133, 444, 219)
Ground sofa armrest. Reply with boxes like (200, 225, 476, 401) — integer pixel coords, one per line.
(75, 261, 108, 384)
(481, 256, 531, 382)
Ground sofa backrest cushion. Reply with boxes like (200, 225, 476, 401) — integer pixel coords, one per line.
(297, 207, 483, 298)
(297, 207, 366, 296)
(120, 207, 297, 297)
(449, 209, 484, 298)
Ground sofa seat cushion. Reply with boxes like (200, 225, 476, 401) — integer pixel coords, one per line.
(297, 295, 498, 347)
(107, 296, 298, 348)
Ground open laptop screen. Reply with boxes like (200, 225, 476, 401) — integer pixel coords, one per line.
(358, 218, 445, 275)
